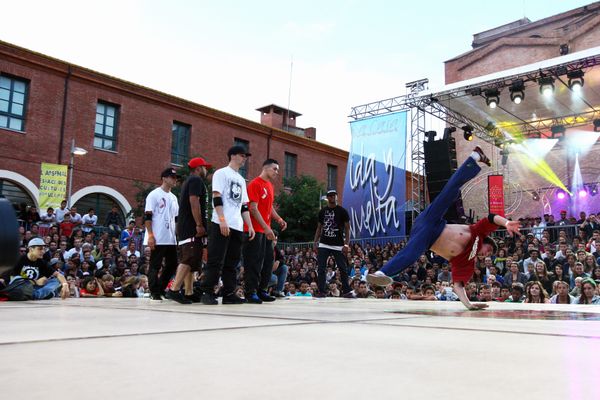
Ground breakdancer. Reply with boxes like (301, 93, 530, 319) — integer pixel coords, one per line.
(367, 146, 521, 310)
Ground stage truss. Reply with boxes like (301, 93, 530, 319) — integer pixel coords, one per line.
(349, 52, 600, 219)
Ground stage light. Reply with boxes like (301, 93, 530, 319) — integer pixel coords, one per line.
(538, 76, 555, 97)
(443, 127, 456, 140)
(462, 125, 473, 141)
(567, 70, 584, 92)
(594, 119, 600, 132)
(509, 79, 525, 104)
(532, 191, 540, 201)
(485, 89, 500, 109)
(591, 184, 598, 196)
(579, 188, 588, 198)
(556, 190, 566, 200)
(425, 130, 437, 142)
(551, 125, 566, 140)
(560, 44, 569, 55)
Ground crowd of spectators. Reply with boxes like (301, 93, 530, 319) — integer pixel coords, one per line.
(2, 202, 600, 305)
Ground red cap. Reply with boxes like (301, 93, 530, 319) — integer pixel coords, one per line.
(188, 157, 212, 169)
(560, 210, 567, 214)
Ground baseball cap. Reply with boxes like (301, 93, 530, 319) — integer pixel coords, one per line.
(326, 189, 338, 196)
(49, 258, 60, 266)
(161, 167, 180, 178)
(227, 145, 251, 158)
(560, 210, 567, 214)
(28, 238, 45, 247)
(188, 157, 212, 169)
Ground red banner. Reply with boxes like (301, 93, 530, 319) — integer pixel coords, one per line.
(488, 175, 505, 217)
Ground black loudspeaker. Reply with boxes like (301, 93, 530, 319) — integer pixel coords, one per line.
(424, 137, 465, 223)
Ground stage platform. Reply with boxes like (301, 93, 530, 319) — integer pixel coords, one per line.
(2, 298, 600, 399)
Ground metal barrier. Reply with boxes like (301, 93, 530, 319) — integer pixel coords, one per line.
(278, 235, 409, 252)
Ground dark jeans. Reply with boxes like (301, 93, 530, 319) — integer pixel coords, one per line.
(317, 247, 352, 294)
(243, 233, 275, 294)
(201, 222, 243, 296)
(148, 244, 178, 295)
(381, 155, 481, 277)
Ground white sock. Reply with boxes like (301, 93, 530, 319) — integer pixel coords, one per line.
(470, 151, 481, 161)
(374, 271, 385, 276)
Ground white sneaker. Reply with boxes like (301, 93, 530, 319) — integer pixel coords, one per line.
(367, 272, 393, 287)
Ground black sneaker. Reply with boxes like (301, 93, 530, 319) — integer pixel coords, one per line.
(185, 290, 203, 303)
(222, 293, 244, 304)
(150, 293, 163, 301)
(257, 290, 276, 302)
(201, 293, 218, 305)
(246, 293, 263, 304)
(272, 291, 285, 298)
(165, 289, 192, 304)
(313, 292, 327, 298)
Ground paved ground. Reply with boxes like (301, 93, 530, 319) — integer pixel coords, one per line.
(1, 297, 599, 399)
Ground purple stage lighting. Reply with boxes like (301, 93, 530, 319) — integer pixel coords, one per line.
(557, 191, 566, 200)
(579, 189, 587, 198)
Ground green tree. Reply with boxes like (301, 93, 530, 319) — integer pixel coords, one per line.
(275, 175, 325, 242)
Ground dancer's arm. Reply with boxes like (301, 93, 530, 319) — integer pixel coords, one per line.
(489, 214, 521, 237)
(453, 281, 488, 310)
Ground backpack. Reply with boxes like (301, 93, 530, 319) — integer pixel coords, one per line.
(0, 278, 34, 301)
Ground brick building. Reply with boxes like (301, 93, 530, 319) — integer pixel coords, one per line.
(0, 40, 349, 220)
(443, 2, 600, 218)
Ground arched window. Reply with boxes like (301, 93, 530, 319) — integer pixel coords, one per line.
(74, 192, 126, 226)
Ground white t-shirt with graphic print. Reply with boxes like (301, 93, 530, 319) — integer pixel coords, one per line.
(211, 166, 249, 232)
(143, 187, 179, 245)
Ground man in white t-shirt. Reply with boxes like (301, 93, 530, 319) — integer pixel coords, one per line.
(144, 167, 180, 302)
(199, 145, 255, 305)
(68, 206, 83, 227)
(55, 200, 69, 223)
(81, 208, 98, 234)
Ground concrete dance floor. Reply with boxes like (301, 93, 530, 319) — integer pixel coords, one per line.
(1, 298, 599, 400)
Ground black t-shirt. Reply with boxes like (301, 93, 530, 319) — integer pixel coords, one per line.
(318, 205, 350, 247)
(8, 254, 54, 281)
(177, 175, 208, 240)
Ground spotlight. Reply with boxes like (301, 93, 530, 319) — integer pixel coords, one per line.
(425, 130, 437, 142)
(579, 188, 588, 198)
(532, 191, 540, 201)
(591, 184, 598, 196)
(485, 89, 500, 109)
(556, 190, 566, 200)
(567, 70, 584, 92)
(594, 119, 600, 132)
(559, 44, 569, 56)
(551, 125, 566, 140)
(538, 76, 555, 97)
(443, 126, 456, 140)
(462, 125, 473, 141)
(509, 79, 525, 104)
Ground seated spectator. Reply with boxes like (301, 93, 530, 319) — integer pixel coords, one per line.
(524, 281, 550, 303)
(80, 277, 104, 297)
(436, 263, 452, 283)
(137, 275, 149, 297)
(355, 281, 375, 299)
(328, 282, 340, 297)
(1, 238, 69, 300)
(295, 281, 312, 297)
(496, 286, 511, 302)
(59, 213, 75, 239)
(81, 208, 98, 234)
(504, 262, 528, 287)
(437, 281, 458, 301)
(120, 276, 140, 298)
(576, 278, 600, 304)
(119, 220, 136, 249)
(570, 276, 584, 297)
(104, 205, 124, 236)
(570, 262, 589, 288)
(505, 283, 525, 303)
(68, 207, 82, 227)
(478, 284, 494, 302)
(39, 207, 57, 227)
(286, 282, 297, 296)
(550, 281, 575, 304)
(408, 284, 437, 301)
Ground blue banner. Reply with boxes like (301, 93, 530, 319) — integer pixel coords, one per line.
(342, 112, 407, 239)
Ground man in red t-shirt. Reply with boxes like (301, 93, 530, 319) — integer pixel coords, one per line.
(242, 159, 287, 303)
(367, 146, 521, 310)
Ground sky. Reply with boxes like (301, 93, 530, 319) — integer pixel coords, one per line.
(0, 0, 595, 151)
